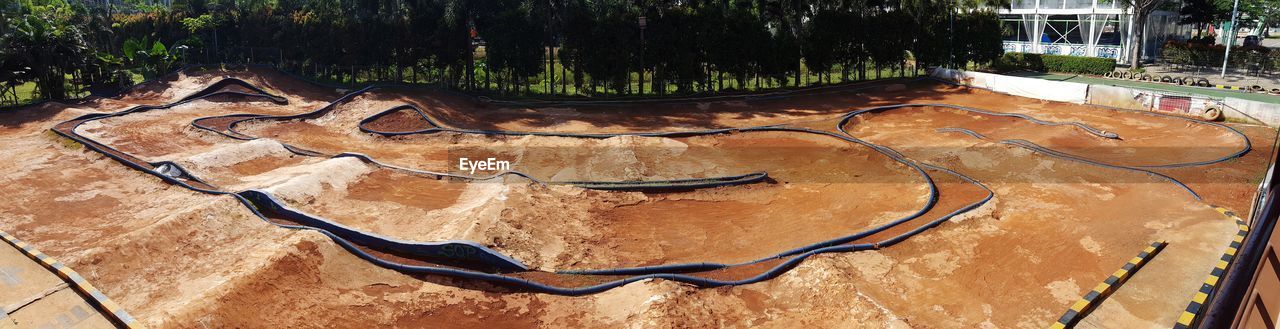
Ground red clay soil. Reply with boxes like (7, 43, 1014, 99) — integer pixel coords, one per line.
(226, 154, 309, 176)
(253, 163, 988, 289)
(842, 102, 1262, 326)
(238, 125, 933, 270)
(191, 114, 262, 139)
(346, 170, 466, 207)
(0, 68, 1273, 327)
(1157, 123, 1277, 214)
(582, 132, 926, 267)
(363, 108, 435, 133)
(283, 168, 473, 241)
(844, 105, 1246, 167)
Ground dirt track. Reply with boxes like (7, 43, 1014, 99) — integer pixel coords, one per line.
(0, 67, 1272, 327)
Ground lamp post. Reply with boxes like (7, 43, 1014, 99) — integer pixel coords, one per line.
(949, 0, 955, 69)
(1222, 0, 1242, 77)
(639, 16, 647, 95)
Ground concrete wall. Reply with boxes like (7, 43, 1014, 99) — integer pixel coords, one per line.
(1086, 85, 1154, 111)
(1223, 97, 1280, 127)
(931, 68, 1089, 104)
(935, 68, 1280, 127)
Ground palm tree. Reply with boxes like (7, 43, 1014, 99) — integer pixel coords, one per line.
(4, 2, 93, 100)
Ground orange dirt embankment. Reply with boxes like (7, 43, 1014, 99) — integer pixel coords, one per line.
(0, 69, 1272, 327)
(842, 103, 1260, 326)
(234, 128, 930, 270)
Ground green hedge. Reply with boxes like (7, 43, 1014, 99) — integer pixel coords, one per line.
(996, 52, 1116, 75)
(1161, 41, 1274, 70)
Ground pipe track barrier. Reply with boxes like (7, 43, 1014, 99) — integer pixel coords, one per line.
(934, 127, 1205, 200)
(237, 190, 529, 272)
(52, 72, 995, 294)
(837, 103, 1122, 140)
(929, 77, 1253, 168)
(1050, 241, 1167, 329)
(1174, 207, 1251, 329)
(43, 67, 1253, 296)
(0, 231, 144, 329)
(209, 97, 774, 191)
(45, 72, 974, 293)
(207, 84, 988, 276)
(930, 74, 1258, 324)
(556, 172, 770, 191)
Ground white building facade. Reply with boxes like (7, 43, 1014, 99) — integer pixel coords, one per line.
(1000, 0, 1189, 62)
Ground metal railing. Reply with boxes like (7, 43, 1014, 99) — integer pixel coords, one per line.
(1002, 41, 1122, 59)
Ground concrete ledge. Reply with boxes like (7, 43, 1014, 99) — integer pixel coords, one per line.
(1052, 241, 1167, 329)
(0, 231, 142, 329)
(1174, 207, 1250, 329)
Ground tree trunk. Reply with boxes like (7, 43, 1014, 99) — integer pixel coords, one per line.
(638, 62, 645, 95)
(794, 61, 801, 87)
(1129, 11, 1149, 69)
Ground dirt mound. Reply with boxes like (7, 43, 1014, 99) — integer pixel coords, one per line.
(182, 139, 291, 170)
(1, 68, 1273, 327)
(511, 135, 693, 182)
(256, 157, 373, 204)
(362, 107, 434, 133)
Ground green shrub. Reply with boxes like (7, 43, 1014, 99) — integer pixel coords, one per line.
(995, 52, 1044, 71)
(1161, 41, 1274, 70)
(996, 52, 1116, 75)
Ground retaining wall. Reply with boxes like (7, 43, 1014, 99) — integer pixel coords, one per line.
(935, 67, 1280, 127)
(929, 68, 1089, 104)
(1085, 85, 1154, 111)
(1222, 97, 1280, 127)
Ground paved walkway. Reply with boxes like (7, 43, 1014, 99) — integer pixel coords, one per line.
(0, 232, 131, 329)
(1142, 65, 1280, 90)
(1007, 71, 1280, 104)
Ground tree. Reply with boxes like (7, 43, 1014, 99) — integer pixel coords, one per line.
(2, 0, 95, 100)
(957, 10, 1004, 68)
(803, 9, 843, 84)
(0, 0, 1011, 100)
(721, 4, 770, 88)
(1180, 0, 1229, 36)
(1118, 0, 1161, 68)
(476, 0, 548, 94)
(756, 0, 808, 86)
(1241, 0, 1280, 37)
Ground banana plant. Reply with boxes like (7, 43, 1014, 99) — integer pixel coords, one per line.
(119, 37, 180, 78)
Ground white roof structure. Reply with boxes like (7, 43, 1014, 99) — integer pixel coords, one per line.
(998, 0, 1188, 61)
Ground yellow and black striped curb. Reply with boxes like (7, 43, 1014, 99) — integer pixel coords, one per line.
(0, 230, 144, 329)
(1213, 85, 1249, 91)
(1173, 206, 1249, 329)
(1050, 240, 1168, 329)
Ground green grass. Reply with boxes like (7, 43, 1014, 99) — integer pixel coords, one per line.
(13, 82, 38, 103)
(5, 63, 919, 106)
(479, 60, 918, 97)
(1006, 71, 1280, 104)
(4, 72, 145, 108)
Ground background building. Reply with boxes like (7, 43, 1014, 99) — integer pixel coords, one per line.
(1000, 0, 1189, 61)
